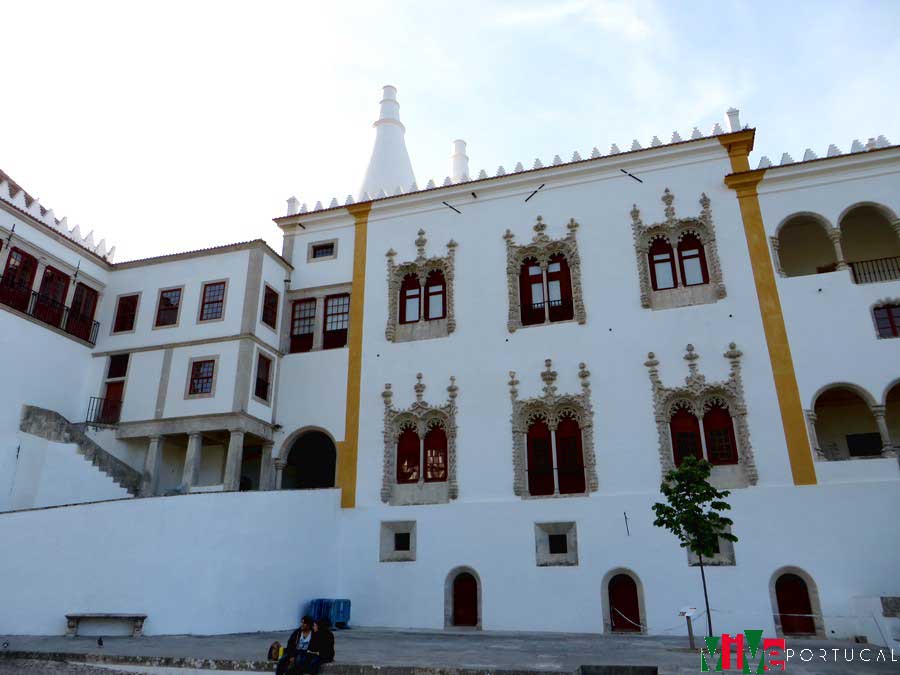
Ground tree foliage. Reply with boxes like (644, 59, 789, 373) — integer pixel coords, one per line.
(652, 456, 738, 559)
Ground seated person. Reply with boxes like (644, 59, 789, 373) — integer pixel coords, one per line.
(294, 618, 334, 674)
(276, 615, 313, 675)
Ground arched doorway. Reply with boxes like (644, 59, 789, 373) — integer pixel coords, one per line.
(281, 430, 336, 489)
(774, 573, 815, 635)
(775, 215, 836, 277)
(608, 574, 642, 633)
(444, 567, 481, 629)
(813, 385, 882, 459)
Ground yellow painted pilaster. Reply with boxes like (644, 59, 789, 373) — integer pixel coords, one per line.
(337, 202, 372, 507)
(720, 132, 817, 485)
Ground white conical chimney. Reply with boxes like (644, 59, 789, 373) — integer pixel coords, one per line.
(451, 140, 469, 182)
(359, 85, 416, 200)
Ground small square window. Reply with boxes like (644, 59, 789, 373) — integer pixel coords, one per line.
(548, 533, 568, 555)
(308, 240, 338, 262)
(687, 529, 736, 567)
(188, 359, 216, 396)
(155, 288, 182, 327)
(107, 354, 129, 379)
(313, 243, 335, 259)
(394, 532, 411, 552)
(113, 294, 139, 333)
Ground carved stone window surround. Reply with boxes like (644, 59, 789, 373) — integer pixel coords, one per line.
(385, 229, 457, 343)
(508, 360, 598, 498)
(503, 216, 586, 333)
(631, 189, 726, 310)
(382, 373, 459, 505)
(643, 343, 758, 488)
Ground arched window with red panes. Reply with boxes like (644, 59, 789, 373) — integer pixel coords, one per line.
(555, 414, 586, 494)
(526, 418, 554, 496)
(648, 238, 677, 291)
(396, 425, 420, 483)
(677, 233, 709, 287)
(424, 422, 448, 482)
(399, 273, 420, 324)
(669, 406, 703, 466)
(702, 402, 739, 465)
(546, 253, 574, 322)
(519, 257, 545, 326)
(425, 270, 446, 321)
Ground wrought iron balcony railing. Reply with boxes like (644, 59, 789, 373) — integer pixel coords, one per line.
(86, 396, 122, 426)
(0, 274, 100, 344)
(849, 256, 900, 284)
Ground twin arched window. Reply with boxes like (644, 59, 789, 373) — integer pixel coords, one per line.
(669, 403, 738, 467)
(649, 234, 709, 291)
(399, 271, 446, 324)
(525, 415, 586, 496)
(519, 254, 574, 326)
(397, 423, 449, 484)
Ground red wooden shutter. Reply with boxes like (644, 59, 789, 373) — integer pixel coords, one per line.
(526, 420, 554, 496)
(519, 259, 545, 326)
(396, 427, 420, 483)
(34, 266, 69, 326)
(702, 404, 739, 465)
(424, 425, 448, 482)
(547, 253, 574, 322)
(1, 248, 38, 312)
(399, 274, 420, 324)
(648, 238, 677, 291)
(677, 233, 710, 286)
(66, 283, 99, 342)
(425, 270, 446, 320)
(555, 416, 585, 494)
(669, 408, 703, 466)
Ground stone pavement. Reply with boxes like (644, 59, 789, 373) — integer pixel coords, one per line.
(1, 628, 898, 674)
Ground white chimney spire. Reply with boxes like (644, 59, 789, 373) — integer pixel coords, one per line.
(451, 140, 469, 182)
(359, 85, 416, 200)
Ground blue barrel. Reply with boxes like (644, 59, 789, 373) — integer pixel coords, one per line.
(305, 598, 333, 622)
(330, 599, 351, 628)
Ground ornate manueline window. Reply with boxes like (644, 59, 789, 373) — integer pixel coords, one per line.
(644, 343, 757, 488)
(382, 374, 458, 505)
(386, 229, 457, 343)
(631, 189, 725, 310)
(504, 216, 586, 332)
(508, 360, 598, 497)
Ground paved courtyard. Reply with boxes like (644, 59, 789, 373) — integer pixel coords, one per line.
(1, 628, 898, 674)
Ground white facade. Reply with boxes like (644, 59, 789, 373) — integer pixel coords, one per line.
(0, 91, 898, 641)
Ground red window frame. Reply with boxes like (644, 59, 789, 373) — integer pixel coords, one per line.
(669, 407, 703, 466)
(424, 424, 448, 482)
(555, 415, 585, 494)
(703, 404, 739, 465)
(874, 305, 900, 338)
(261, 286, 279, 329)
(66, 283, 99, 341)
(519, 258, 546, 326)
(547, 253, 574, 322)
(188, 359, 216, 396)
(113, 294, 139, 333)
(289, 298, 316, 353)
(1, 247, 38, 312)
(107, 353, 130, 379)
(526, 419, 554, 496)
(648, 238, 677, 291)
(155, 288, 182, 327)
(677, 234, 709, 287)
(199, 282, 226, 322)
(323, 293, 350, 349)
(34, 266, 70, 326)
(399, 274, 420, 324)
(254, 353, 272, 401)
(396, 427, 420, 483)
(425, 270, 446, 321)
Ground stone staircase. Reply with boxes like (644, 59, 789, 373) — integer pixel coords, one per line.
(19, 405, 141, 496)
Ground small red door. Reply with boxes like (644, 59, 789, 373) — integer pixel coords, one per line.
(776, 574, 816, 635)
(609, 574, 641, 633)
(101, 381, 124, 424)
(452, 573, 478, 627)
(34, 266, 69, 327)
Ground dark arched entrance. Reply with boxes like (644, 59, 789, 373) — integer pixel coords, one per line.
(452, 572, 478, 627)
(609, 574, 641, 633)
(775, 573, 815, 635)
(282, 431, 336, 489)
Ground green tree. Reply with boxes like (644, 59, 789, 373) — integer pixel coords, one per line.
(652, 455, 737, 637)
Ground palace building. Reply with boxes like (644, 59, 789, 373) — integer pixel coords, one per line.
(0, 86, 898, 643)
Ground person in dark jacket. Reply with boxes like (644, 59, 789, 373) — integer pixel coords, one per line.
(295, 618, 334, 674)
(276, 615, 313, 675)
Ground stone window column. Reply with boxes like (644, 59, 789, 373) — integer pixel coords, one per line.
(32, 259, 47, 295)
(223, 429, 245, 491)
(892, 219, 900, 241)
(870, 405, 896, 456)
(259, 441, 275, 490)
(140, 434, 164, 497)
(274, 457, 286, 490)
(828, 229, 848, 271)
(804, 410, 823, 459)
(179, 432, 203, 493)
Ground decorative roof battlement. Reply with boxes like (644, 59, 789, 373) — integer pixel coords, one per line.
(0, 169, 116, 262)
(755, 135, 893, 169)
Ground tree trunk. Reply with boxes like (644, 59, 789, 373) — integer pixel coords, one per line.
(698, 553, 713, 637)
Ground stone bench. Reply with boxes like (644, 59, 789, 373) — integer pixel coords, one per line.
(65, 613, 147, 638)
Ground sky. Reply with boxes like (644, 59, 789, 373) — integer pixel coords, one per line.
(3, 0, 899, 262)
